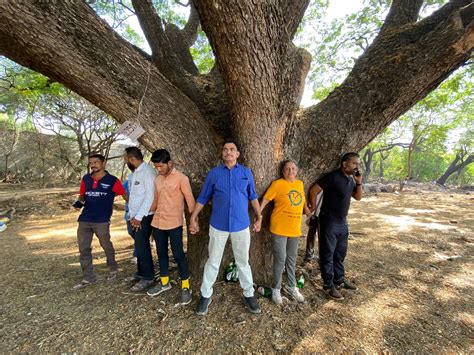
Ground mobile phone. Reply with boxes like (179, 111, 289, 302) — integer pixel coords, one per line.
(72, 200, 84, 209)
(354, 170, 361, 177)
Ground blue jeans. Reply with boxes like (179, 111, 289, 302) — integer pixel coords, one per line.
(153, 226, 189, 280)
(132, 215, 154, 280)
(318, 215, 349, 287)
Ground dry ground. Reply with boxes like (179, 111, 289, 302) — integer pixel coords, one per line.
(0, 184, 473, 352)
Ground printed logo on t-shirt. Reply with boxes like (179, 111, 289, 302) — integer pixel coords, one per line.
(287, 190, 303, 206)
(85, 191, 108, 197)
(100, 183, 111, 189)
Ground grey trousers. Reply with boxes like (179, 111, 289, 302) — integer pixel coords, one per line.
(77, 221, 118, 282)
(271, 234, 300, 289)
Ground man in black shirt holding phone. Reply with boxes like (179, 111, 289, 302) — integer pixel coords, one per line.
(308, 152, 363, 300)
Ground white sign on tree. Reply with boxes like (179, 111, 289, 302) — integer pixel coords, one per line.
(116, 121, 146, 141)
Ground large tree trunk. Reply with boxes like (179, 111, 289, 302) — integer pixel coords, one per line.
(0, 0, 473, 282)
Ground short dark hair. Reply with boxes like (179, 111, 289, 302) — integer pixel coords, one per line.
(124, 146, 143, 161)
(223, 137, 240, 152)
(89, 153, 105, 162)
(279, 159, 298, 177)
(340, 152, 360, 166)
(151, 149, 171, 164)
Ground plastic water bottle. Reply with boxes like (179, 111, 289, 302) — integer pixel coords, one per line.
(257, 286, 272, 298)
(297, 274, 305, 289)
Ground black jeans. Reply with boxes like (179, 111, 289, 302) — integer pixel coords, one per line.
(153, 226, 189, 280)
(305, 216, 318, 259)
(318, 215, 349, 287)
(133, 215, 155, 280)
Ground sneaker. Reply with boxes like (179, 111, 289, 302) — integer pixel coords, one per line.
(131, 279, 154, 292)
(335, 279, 358, 291)
(130, 257, 137, 265)
(196, 296, 212, 315)
(287, 286, 305, 303)
(243, 296, 261, 314)
(0, 222, 6, 233)
(271, 288, 283, 305)
(147, 281, 172, 296)
(180, 288, 193, 305)
(324, 285, 344, 301)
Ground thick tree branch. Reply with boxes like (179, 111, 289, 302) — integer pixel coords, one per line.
(182, 1, 200, 47)
(0, 0, 217, 181)
(130, 0, 165, 57)
(281, 0, 310, 40)
(130, 0, 230, 131)
(382, 0, 424, 29)
(287, 0, 474, 182)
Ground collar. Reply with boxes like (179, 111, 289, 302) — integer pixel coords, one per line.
(134, 161, 146, 172)
(89, 171, 108, 181)
(220, 162, 240, 170)
(163, 168, 177, 178)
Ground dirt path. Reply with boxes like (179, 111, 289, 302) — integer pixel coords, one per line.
(0, 189, 472, 352)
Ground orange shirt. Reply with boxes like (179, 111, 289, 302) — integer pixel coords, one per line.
(151, 168, 195, 230)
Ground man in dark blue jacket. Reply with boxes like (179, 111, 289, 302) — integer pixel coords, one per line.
(72, 154, 127, 290)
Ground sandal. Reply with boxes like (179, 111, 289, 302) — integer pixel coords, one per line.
(72, 279, 92, 290)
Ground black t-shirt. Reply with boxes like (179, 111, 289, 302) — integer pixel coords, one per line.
(317, 169, 355, 220)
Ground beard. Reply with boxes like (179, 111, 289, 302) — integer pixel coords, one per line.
(127, 162, 135, 171)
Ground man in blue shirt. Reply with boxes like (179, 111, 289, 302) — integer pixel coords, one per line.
(189, 139, 262, 315)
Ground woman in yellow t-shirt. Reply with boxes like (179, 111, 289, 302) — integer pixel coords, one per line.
(260, 160, 311, 304)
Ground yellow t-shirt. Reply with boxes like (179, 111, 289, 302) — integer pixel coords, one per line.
(263, 178, 305, 237)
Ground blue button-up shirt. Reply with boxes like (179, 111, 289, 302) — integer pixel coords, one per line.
(197, 163, 258, 232)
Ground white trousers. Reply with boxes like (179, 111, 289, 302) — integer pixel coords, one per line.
(200, 226, 254, 298)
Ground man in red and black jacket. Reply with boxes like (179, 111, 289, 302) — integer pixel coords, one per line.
(72, 153, 127, 290)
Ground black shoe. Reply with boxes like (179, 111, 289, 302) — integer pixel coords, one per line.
(324, 285, 344, 301)
(196, 296, 212, 316)
(243, 296, 261, 314)
(335, 279, 358, 291)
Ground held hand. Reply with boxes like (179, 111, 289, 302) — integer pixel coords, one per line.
(189, 219, 199, 234)
(253, 219, 262, 233)
(131, 218, 141, 231)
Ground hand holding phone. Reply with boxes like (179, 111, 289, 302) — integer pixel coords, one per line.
(72, 200, 84, 210)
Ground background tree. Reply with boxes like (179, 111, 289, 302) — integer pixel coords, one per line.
(0, 58, 122, 183)
(437, 129, 474, 185)
(0, 0, 472, 281)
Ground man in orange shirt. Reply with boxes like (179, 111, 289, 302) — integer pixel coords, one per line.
(147, 149, 195, 305)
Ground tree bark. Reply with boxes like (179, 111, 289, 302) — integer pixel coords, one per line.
(0, 0, 473, 282)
